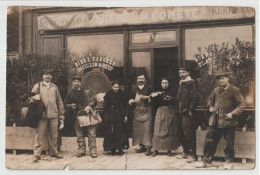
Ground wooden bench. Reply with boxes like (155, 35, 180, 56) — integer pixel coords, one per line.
(196, 127, 255, 164)
(6, 126, 49, 155)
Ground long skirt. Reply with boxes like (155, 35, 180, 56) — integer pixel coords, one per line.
(152, 106, 178, 151)
(103, 122, 129, 151)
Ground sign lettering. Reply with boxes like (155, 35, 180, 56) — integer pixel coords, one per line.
(38, 7, 255, 30)
(74, 56, 116, 72)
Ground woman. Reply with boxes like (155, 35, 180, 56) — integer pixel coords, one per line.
(103, 81, 129, 155)
(150, 77, 178, 157)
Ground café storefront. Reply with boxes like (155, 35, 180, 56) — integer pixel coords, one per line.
(22, 7, 255, 126)
(22, 6, 254, 97)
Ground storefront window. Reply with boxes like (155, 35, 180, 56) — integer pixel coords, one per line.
(67, 34, 124, 108)
(185, 25, 254, 106)
(185, 25, 253, 60)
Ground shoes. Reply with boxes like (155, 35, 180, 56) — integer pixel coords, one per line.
(151, 151, 158, 157)
(195, 160, 212, 168)
(111, 149, 116, 156)
(145, 149, 152, 156)
(76, 153, 86, 157)
(187, 155, 197, 163)
(136, 146, 146, 153)
(176, 153, 189, 159)
(167, 151, 172, 156)
(51, 153, 63, 159)
(91, 153, 98, 158)
(224, 157, 234, 163)
(33, 156, 40, 162)
(118, 149, 125, 155)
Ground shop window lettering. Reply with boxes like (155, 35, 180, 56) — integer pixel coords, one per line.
(74, 57, 116, 72)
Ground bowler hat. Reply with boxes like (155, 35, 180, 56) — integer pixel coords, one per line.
(72, 76, 81, 81)
(215, 72, 231, 79)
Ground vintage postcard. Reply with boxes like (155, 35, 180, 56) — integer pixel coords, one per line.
(4, 3, 256, 172)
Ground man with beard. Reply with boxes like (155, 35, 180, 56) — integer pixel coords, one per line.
(176, 67, 199, 163)
(31, 69, 65, 162)
(128, 73, 153, 156)
(195, 72, 245, 169)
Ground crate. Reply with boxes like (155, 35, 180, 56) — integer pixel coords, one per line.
(196, 128, 255, 164)
(6, 126, 49, 155)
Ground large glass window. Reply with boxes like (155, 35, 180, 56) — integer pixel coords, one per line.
(67, 34, 124, 108)
(185, 25, 253, 60)
(67, 34, 124, 83)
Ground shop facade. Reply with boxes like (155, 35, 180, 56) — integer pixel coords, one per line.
(21, 6, 255, 110)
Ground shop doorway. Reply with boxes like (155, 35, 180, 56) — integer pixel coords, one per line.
(153, 47, 179, 91)
(130, 47, 179, 91)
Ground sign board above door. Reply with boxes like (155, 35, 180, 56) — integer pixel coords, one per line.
(131, 31, 176, 44)
(38, 7, 255, 30)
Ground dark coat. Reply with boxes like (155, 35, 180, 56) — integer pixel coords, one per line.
(64, 89, 97, 122)
(207, 84, 246, 128)
(103, 90, 129, 151)
(103, 90, 128, 124)
(177, 79, 199, 114)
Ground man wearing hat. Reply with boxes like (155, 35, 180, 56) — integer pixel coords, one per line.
(31, 69, 65, 162)
(64, 76, 98, 158)
(195, 72, 246, 168)
(176, 67, 199, 162)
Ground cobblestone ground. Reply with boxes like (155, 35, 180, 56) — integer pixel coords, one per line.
(6, 137, 255, 170)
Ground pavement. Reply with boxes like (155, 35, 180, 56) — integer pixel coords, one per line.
(5, 137, 255, 170)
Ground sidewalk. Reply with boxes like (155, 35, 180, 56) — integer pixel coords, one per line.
(5, 137, 255, 170)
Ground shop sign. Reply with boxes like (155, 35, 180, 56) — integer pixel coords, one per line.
(132, 31, 176, 44)
(74, 56, 116, 72)
(38, 7, 255, 30)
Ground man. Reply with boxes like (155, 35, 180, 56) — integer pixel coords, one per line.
(64, 76, 98, 158)
(31, 69, 65, 162)
(195, 72, 246, 168)
(128, 73, 153, 156)
(176, 67, 199, 163)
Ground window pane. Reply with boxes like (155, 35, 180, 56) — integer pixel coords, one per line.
(67, 34, 124, 109)
(132, 52, 152, 85)
(185, 25, 253, 60)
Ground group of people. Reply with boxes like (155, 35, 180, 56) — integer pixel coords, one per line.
(29, 67, 246, 169)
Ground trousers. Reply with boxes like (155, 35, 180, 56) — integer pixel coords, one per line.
(203, 126, 235, 161)
(34, 117, 58, 157)
(74, 120, 97, 154)
(178, 112, 197, 155)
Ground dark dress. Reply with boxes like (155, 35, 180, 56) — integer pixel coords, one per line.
(152, 88, 178, 151)
(103, 90, 129, 151)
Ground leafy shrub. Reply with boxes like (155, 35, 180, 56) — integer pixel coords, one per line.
(6, 53, 68, 126)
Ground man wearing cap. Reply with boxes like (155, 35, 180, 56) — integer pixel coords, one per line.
(64, 76, 98, 158)
(195, 72, 246, 168)
(31, 69, 65, 162)
(176, 67, 199, 162)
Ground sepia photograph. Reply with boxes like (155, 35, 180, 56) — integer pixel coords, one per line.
(4, 2, 257, 172)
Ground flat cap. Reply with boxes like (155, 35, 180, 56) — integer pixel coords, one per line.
(42, 69, 53, 74)
(215, 72, 231, 79)
(72, 76, 81, 81)
(179, 67, 190, 72)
